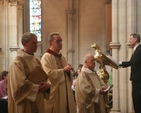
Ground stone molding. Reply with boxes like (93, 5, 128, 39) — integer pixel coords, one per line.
(65, 9, 75, 14)
(9, 46, 20, 52)
(17, 0, 24, 5)
(106, 0, 112, 4)
(8, 0, 24, 3)
(67, 49, 75, 53)
(17, 0, 24, 10)
(126, 42, 133, 48)
(8, 0, 16, 2)
(8, 0, 24, 4)
(0, 0, 4, 4)
(109, 42, 121, 49)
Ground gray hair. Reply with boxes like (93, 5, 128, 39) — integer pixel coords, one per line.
(130, 33, 140, 43)
(48, 32, 60, 42)
(21, 32, 37, 46)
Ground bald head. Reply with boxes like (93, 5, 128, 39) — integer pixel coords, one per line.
(83, 54, 95, 71)
(83, 54, 93, 64)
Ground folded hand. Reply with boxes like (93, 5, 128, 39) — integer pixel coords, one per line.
(39, 82, 51, 92)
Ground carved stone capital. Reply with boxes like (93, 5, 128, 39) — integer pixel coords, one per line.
(109, 42, 121, 49)
(9, 46, 20, 52)
(67, 49, 75, 53)
(65, 9, 75, 14)
(9, 0, 17, 2)
(17, 0, 24, 5)
(0, 0, 4, 4)
(107, 0, 112, 4)
(126, 42, 133, 49)
(9, 0, 17, 6)
(17, 0, 24, 10)
(8, 0, 24, 3)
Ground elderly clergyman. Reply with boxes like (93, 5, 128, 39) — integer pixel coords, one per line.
(75, 54, 109, 113)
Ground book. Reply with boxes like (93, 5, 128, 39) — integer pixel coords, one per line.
(27, 66, 48, 84)
(107, 55, 119, 65)
(106, 55, 119, 69)
(104, 84, 113, 92)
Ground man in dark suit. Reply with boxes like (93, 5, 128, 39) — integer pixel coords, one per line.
(119, 33, 141, 113)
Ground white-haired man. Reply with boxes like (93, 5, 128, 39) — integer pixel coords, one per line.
(75, 54, 108, 113)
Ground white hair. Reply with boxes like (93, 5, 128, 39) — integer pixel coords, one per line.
(83, 54, 94, 66)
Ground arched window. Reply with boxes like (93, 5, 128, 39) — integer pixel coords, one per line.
(29, 0, 42, 41)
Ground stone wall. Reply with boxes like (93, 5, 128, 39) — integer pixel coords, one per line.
(42, 0, 110, 69)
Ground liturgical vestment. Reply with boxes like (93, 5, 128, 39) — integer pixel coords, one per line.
(8, 50, 46, 113)
(75, 67, 107, 113)
(41, 50, 76, 113)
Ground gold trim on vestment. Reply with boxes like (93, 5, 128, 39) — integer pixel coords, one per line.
(82, 72, 100, 113)
(13, 81, 33, 102)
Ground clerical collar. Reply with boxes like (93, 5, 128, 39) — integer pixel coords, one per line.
(46, 48, 62, 58)
(81, 66, 96, 73)
(22, 50, 34, 55)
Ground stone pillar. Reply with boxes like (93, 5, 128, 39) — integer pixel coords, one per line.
(23, 0, 30, 33)
(127, 43, 134, 113)
(110, 43, 121, 113)
(0, 0, 3, 71)
(65, 0, 75, 65)
(17, 0, 24, 48)
(118, 0, 128, 112)
(109, 0, 121, 112)
(0, 0, 10, 71)
(0, 0, 2, 51)
(8, 1, 20, 66)
(126, 0, 136, 112)
(110, 0, 137, 112)
(9, 1, 19, 50)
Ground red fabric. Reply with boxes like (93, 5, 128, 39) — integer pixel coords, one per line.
(46, 49, 62, 58)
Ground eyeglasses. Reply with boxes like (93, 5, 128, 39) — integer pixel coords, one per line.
(87, 59, 95, 63)
(53, 39, 62, 43)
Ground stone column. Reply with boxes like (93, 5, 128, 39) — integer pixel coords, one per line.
(126, 0, 136, 112)
(0, 0, 10, 70)
(109, 0, 121, 112)
(17, 0, 24, 48)
(110, 0, 137, 112)
(0, 0, 2, 51)
(118, 0, 128, 112)
(23, 0, 30, 33)
(8, 1, 20, 66)
(110, 43, 121, 113)
(126, 43, 134, 113)
(65, 0, 75, 65)
(0, 0, 3, 71)
(9, 1, 19, 50)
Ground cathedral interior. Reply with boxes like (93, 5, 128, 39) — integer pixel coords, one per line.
(0, 0, 141, 112)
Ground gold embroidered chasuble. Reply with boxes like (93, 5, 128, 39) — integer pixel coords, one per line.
(8, 50, 46, 113)
(75, 67, 107, 113)
(41, 52, 76, 113)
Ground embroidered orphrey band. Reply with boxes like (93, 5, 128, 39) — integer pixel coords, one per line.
(83, 72, 100, 113)
(16, 56, 39, 113)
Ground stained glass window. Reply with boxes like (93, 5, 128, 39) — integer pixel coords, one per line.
(29, 0, 42, 41)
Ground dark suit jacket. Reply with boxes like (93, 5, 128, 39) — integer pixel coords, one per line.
(121, 44, 141, 82)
